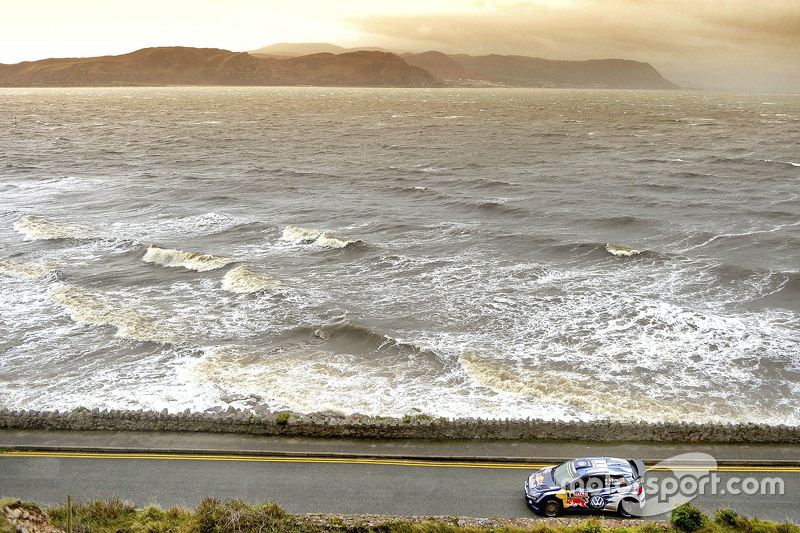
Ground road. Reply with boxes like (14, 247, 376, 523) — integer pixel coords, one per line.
(2, 451, 800, 523)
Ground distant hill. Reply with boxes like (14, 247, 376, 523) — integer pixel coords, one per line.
(0, 44, 678, 89)
(399, 51, 489, 83)
(275, 51, 439, 87)
(0, 47, 276, 87)
(0, 47, 441, 88)
(250, 43, 391, 58)
(403, 51, 678, 89)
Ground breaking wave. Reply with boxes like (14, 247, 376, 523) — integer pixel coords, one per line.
(222, 266, 281, 294)
(188, 345, 390, 415)
(458, 353, 756, 424)
(13, 216, 93, 240)
(312, 322, 439, 361)
(143, 244, 236, 272)
(0, 259, 55, 279)
(605, 243, 647, 257)
(281, 225, 363, 249)
(48, 285, 179, 344)
(187, 324, 449, 417)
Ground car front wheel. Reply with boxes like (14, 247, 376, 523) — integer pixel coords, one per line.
(542, 498, 562, 517)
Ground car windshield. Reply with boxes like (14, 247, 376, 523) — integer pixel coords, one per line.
(551, 460, 574, 486)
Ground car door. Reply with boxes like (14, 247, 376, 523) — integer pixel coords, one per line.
(583, 475, 610, 510)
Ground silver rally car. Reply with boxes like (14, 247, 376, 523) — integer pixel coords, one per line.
(524, 456, 647, 517)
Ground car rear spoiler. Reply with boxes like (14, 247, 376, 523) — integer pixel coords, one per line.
(629, 459, 647, 480)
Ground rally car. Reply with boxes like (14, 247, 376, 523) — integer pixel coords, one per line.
(524, 457, 646, 517)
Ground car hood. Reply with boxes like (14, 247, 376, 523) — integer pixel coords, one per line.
(529, 466, 559, 490)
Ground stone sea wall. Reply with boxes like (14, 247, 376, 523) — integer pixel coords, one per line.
(1, 408, 799, 443)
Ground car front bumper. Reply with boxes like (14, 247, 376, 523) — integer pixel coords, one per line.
(524, 480, 546, 511)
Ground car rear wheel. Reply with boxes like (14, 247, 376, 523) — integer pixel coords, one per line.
(542, 498, 562, 517)
(617, 498, 641, 518)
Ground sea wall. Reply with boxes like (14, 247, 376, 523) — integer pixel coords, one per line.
(1, 408, 799, 443)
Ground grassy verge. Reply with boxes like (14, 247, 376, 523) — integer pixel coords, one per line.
(3, 498, 799, 533)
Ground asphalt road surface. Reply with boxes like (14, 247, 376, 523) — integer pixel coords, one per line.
(2, 451, 799, 523)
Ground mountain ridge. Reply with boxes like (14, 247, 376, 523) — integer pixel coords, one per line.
(0, 44, 678, 89)
(0, 47, 440, 88)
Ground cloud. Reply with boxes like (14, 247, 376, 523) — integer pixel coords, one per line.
(347, 0, 800, 91)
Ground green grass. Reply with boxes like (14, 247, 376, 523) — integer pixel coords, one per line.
(23, 498, 800, 533)
(0, 517, 15, 533)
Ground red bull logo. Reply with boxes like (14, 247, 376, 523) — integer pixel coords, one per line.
(565, 498, 588, 508)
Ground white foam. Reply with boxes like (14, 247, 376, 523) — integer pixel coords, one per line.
(605, 243, 645, 257)
(222, 266, 281, 294)
(13, 216, 93, 240)
(314, 232, 353, 249)
(186, 344, 577, 420)
(181, 212, 243, 233)
(765, 159, 800, 167)
(48, 285, 179, 344)
(281, 225, 361, 248)
(678, 220, 800, 254)
(0, 259, 54, 279)
(458, 352, 746, 423)
(282, 225, 321, 244)
(143, 244, 236, 272)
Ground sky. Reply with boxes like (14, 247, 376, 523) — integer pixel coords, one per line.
(2, 0, 799, 92)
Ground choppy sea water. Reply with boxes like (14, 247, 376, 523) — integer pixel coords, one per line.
(1, 87, 798, 425)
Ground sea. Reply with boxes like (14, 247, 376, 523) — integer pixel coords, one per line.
(1, 87, 798, 425)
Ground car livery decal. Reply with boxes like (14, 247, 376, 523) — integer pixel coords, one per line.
(565, 497, 588, 508)
(589, 495, 606, 509)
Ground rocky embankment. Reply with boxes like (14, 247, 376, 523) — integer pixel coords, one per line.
(1, 500, 62, 533)
(1, 408, 799, 443)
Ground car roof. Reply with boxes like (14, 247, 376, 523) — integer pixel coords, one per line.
(570, 457, 634, 477)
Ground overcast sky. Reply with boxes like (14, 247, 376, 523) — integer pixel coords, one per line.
(2, 0, 799, 92)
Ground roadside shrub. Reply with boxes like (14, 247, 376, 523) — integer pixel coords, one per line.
(83, 498, 137, 522)
(738, 518, 800, 533)
(132, 504, 190, 533)
(578, 517, 604, 533)
(47, 497, 137, 533)
(411, 522, 462, 533)
(632, 524, 668, 533)
(193, 499, 224, 533)
(192, 499, 289, 533)
(671, 503, 708, 533)
(529, 524, 559, 533)
(715, 509, 740, 528)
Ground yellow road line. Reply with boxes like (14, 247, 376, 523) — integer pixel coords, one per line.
(0, 451, 544, 469)
(652, 466, 800, 473)
(2, 451, 800, 472)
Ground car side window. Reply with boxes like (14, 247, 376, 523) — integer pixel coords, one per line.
(584, 476, 605, 491)
(610, 476, 627, 487)
(567, 478, 587, 491)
